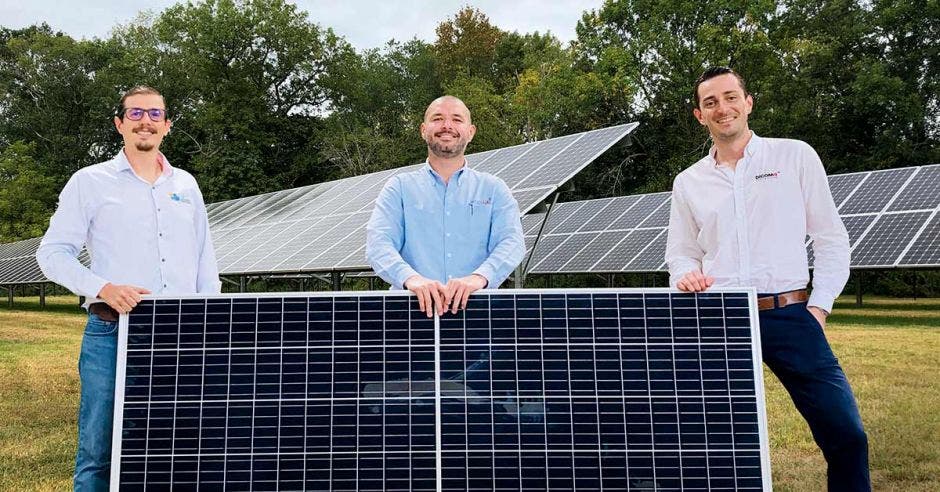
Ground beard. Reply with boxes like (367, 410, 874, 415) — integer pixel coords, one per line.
(427, 132, 468, 158)
(135, 141, 156, 152)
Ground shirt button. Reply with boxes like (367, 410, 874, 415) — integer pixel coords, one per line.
(161, 258, 166, 262)
(447, 253, 452, 258)
(446, 233, 451, 237)
(445, 211, 450, 216)
(159, 233, 163, 237)
(163, 284, 167, 288)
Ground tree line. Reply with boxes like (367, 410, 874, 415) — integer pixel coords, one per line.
(0, 0, 937, 243)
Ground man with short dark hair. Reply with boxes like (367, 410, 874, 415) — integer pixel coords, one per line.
(37, 85, 220, 490)
(666, 67, 870, 491)
(366, 95, 525, 316)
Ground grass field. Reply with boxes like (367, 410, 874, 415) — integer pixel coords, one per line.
(1, 295, 937, 490)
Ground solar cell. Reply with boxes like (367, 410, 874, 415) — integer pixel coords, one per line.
(609, 193, 670, 230)
(303, 222, 370, 270)
(272, 214, 367, 272)
(637, 197, 672, 229)
(625, 230, 669, 271)
(557, 231, 626, 272)
(589, 229, 661, 273)
(839, 167, 916, 214)
(511, 186, 556, 214)
(112, 290, 770, 490)
(529, 233, 599, 273)
(850, 212, 931, 266)
(898, 213, 940, 266)
(578, 196, 640, 233)
(827, 172, 868, 208)
(513, 124, 639, 190)
(472, 143, 537, 175)
(498, 134, 581, 187)
(541, 202, 588, 235)
(521, 214, 546, 236)
(521, 234, 569, 272)
(807, 214, 876, 267)
(550, 198, 613, 234)
(888, 164, 940, 211)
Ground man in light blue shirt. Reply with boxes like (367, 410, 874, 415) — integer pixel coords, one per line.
(37, 86, 220, 491)
(367, 95, 524, 317)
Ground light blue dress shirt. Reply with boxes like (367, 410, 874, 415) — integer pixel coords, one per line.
(37, 150, 221, 302)
(366, 162, 525, 289)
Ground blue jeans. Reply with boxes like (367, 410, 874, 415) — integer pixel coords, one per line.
(759, 301, 870, 491)
(74, 313, 118, 491)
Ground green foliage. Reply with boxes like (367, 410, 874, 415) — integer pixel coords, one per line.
(0, 142, 54, 242)
(0, 1, 937, 295)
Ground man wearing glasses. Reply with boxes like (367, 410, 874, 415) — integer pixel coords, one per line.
(37, 86, 220, 490)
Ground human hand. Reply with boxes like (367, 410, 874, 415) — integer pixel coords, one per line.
(807, 306, 828, 329)
(97, 283, 152, 314)
(443, 274, 488, 314)
(403, 275, 448, 317)
(676, 269, 714, 292)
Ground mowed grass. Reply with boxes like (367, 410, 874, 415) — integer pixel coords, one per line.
(0, 295, 938, 490)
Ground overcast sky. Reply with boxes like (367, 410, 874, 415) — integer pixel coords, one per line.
(1, 0, 605, 50)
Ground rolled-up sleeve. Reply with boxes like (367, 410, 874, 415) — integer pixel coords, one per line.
(366, 177, 419, 288)
(801, 146, 849, 312)
(665, 175, 705, 288)
(473, 180, 525, 288)
(36, 174, 109, 298)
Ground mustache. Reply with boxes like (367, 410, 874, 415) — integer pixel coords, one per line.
(133, 125, 158, 133)
(435, 130, 459, 138)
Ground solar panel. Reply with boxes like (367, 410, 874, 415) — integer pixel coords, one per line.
(625, 230, 669, 272)
(806, 214, 877, 267)
(839, 167, 916, 214)
(112, 289, 771, 490)
(579, 196, 640, 233)
(529, 233, 598, 273)
(899, 213, 940, 266)
(850, 211, 931, 266)
(827, 172, 868, 208)
(589, 229, 662, 273)
(888, 164, 940, 211)
(550, 198, 613, 235)
(609, 194, 669, 230)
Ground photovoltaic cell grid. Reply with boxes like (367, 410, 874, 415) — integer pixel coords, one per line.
(112, 290, 771, 491)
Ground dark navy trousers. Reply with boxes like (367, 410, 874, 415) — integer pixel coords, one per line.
(758, 301, 870, 491)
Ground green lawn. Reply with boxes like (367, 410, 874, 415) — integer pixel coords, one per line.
(0, 295, 937, 490)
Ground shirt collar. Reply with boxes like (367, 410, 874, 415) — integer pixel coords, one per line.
(423, 160, 468, 186)
(114, 149, 174, 178)
(705, 131, 762, 168)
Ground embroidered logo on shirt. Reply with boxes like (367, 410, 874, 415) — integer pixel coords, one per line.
(754, 171, 780, 181)
(469, 199, 492, 206)
(169, 192, 192, 204)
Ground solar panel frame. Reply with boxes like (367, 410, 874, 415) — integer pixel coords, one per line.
(111, 288, 772, 491)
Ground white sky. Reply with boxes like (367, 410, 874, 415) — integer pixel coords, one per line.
(1, 0, 605, 50)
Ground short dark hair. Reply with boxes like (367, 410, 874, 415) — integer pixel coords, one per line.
(116, 85, 166, 119)
(692, 67, 748, 108)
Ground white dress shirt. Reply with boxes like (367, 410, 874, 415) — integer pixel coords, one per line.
(37, 150, 221, 303)
(665, 133, 849, 312)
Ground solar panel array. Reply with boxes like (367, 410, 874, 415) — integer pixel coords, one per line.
(521, 164, 940, 274)
(207, 123, 638, 276)
(112, 289, 771, 490)
(2, 161, 937, 286)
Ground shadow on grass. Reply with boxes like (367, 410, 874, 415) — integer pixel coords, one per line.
(0, 300, 84, 317)
(834, 300, 940, 312)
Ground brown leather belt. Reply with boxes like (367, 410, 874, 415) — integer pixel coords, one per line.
(88, 302, 119, 322)
(756, 289, 808, 311)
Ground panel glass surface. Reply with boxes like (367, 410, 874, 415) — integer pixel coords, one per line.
(114, 290, 768, 491)
(839, 168, 916, 214)
(609, 194, 670, 230)
(850, 212, 931, 266)
(637, 197, 672, 229)
(550, 198, 613, 234)
(529, 233, 599, 273)
(578, 196, 640, 233)
(557, 231, 627, 272)
(624, 230, 668, 271)
(827, 172, 868, 208)
(899, 213, 940, 266)
(888, 165, 940, 211)
(589, 229, 662, 273)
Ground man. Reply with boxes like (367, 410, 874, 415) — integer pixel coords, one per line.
(665, 67, 869, 490)
(37, 86, 220, 490)
(366, 95, 525, 317)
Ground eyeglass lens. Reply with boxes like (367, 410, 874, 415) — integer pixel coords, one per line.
(125, 108, 166, 121)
